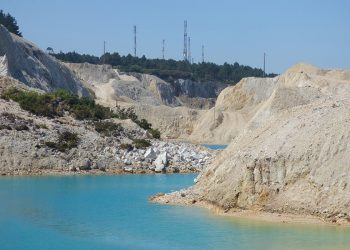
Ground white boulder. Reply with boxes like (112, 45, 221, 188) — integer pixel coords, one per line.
(144, 148, 157, 160)
(154, 152, 168, 172)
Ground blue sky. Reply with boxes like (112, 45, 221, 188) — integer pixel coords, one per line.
(2, 0, 349, 73)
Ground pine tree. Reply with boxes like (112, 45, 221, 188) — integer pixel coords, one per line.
(0, 10, 22, 37)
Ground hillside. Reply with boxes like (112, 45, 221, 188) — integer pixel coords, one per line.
(0, 25, 90, 96)
(152, 64, 350, 224)
(66, 62, 227, 109)
(0, 25, 216, 176)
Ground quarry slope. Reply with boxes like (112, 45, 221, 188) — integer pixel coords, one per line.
(152, 64, 350, 224)
(67, 62, 227, 109)
(66, 62, 229, 141)
(0, 25, 90, 96)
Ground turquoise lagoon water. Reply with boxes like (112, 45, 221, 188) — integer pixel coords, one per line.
(0, 174, 349, 250)
(202, 144, 228, 150)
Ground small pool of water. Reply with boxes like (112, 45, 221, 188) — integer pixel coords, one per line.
(202, 144, 228, 150)
(0, 174, 349, 250)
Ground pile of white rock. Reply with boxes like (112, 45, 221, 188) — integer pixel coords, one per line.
(119, 141, 216, 173)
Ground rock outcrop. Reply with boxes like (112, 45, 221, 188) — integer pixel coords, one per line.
(66, 62, 227, 109)
(153, 64, 350, 224)
(0, 25, 90, 96)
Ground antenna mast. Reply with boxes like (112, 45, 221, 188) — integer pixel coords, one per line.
(183, 20, 187, 61)
(188, 37, 191, 63)
(134, 25, 137, 57)
(263, 52, 266, 77)
(202, 45, 204, 63)
(162, 39, 165, 59)
(103, 40, 106, 64)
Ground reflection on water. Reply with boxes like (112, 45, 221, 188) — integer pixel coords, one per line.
(0, 175, 349, 250)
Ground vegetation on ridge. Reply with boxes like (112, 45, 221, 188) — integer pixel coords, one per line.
(0, 10, 22, 36)
(52, 51, 277, 84)
(1, 88, 114, 120)
(93, 121, 123, 137)
(1, 88, 161, 138)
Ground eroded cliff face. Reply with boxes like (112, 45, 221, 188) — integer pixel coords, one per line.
(66, 62, 227, 109)
(0, 25, 90, 96)
(66, 62, 231, 141)
(188, 77, 278, 143)
(154, 64, 350, 222)
(196, 99, 350, 214)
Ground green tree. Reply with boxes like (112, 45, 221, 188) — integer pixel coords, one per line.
(0, 10, 22, 36)
(52, 51, 277, 84)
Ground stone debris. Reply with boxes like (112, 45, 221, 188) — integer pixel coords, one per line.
(0, 98, 216, 176)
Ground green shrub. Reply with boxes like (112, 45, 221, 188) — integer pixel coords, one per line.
(120, 143, 133, 151)
(136, 118, 152, 130)
(1, 88, 56, 117)
(132, 139, 151, 149)
(14, 124, 29, 131)
(1, 88, 160, 138)
(1, 112, 22, 122)
(114, 105, 161, 138)
(94, 121, 122, 137)
(114, 105, 138, 121)
(1, 88, 114, 120)
(45, 131, 79, 152)
(149, 128, 161, 139)
(35, 123, 48, 130)
(44, 141, 57, 149)
(0, 124, 12, 130)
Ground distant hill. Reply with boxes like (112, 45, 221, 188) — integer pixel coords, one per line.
(52, 51, 277, 84)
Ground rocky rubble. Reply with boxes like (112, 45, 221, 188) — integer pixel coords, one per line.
(119, 141, 215, 174)
(0, 98, 216, 176)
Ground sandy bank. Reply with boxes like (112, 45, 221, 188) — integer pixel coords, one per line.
(150, 192, 350, 227)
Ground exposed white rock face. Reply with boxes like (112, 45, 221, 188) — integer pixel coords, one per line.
(158, 64, 350, 221)
(154, 152, 168, 172)
(0, 25, 90, 96)
(66, 62, 227, 109)
(144, 148, 157, 160)
(0, 55, 8, 76)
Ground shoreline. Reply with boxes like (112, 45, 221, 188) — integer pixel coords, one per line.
(0, 168, 200, 177)
(149, 193, 350, 227)
(3, 169, 350, 227)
